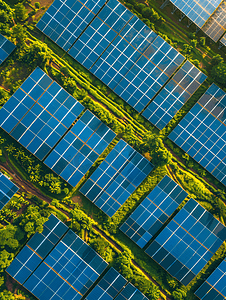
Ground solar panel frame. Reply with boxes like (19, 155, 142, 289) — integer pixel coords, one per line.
(0, 67, 85, 161)
(44, 110, 116, 187)
(80, 139, 154, 217)
(142, 60, 207, 129)
(0, 172, 19, 211)
(120, 175, 188, 248)
(195, 258, 226, 300)
(0, 34, 16, 65)
(168, 83, 226, 187)
(145, 198, 226, 286)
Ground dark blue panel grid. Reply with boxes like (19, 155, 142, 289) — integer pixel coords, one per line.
(113, 36, 185, 112)
(120, 175, 188, 248)
(44, 110, 116, 187)
(80, 139, 154, 217)
(142, 60, 207, 129)
(23, 229, 108, 300)
(169, 0, 221, 28)
(0, 34, 16, 65)
(0, 67, 84, 161)
(6, 214, 68, 285)
(169, 83, 226, 187)
(36, 0, 106, 51)
(85, 267, 127, 300)
(115, 282, 149, 300)
(0, 172, 18, 210)
(90, 14, 157, 94)
(145, 198, 226, 286)
(69, 0, 135, 69)
(195, 258, 226, 300)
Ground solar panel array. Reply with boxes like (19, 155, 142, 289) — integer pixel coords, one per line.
(0, 172, 19, 210)
(202, 1, 226, 42)
(220, 32, 226, 46)
(169, 83, 226, 187)
(195, 258, 226, 300)
(44, 110, 116, 187)
(145, 198, 226, 286)
(120, 175, 188, 248)
(85, 267, 149, 300)
(142, 61, 207, 129)
(7, 214, 108, 300)
(37, 0, 186, 113)
(36, 0, 106, 51)
(0, 34, 16, 65)
(169, 0, 222, 28)
(0, 67, 85, 160)
(80, 139, 154, 217)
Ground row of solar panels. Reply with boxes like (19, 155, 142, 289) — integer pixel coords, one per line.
(0, 172, 18, 210)
(169, 0, 226, 43)
(0, 67, 155, 217)
(6, 214, 151, 300)
(36, 0, 208, 129)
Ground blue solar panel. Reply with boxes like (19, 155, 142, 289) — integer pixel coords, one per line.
(7, 214, 108, 300)
(169, 0, 222, 28)
(80, 139, 154, 217)
(145, 198, 226, 286)
(85, 268, 127, 300)
(0, 172, 18, 211)
(169, 83, 226, 187)
(0, 34, 16, 65)
(0, 67, 84, 161)
(120, 175, 188, 248)
(113, 36, 185, 112)
(7, 215, 68, 284)
(195, 258, 226, 300)
(142, 61, 207, 129)
(36, 0, 106, 51)
(44, 110, 116, 187)
(69, 0, 135, 69)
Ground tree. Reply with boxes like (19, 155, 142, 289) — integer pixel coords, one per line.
(0, 250, 14, 273)
(142, 133, 172, 166)
(12, 24, 27, 45)
(211, 63, 226, 86)
(14, 3, 28, 21)
(200, 37, 206, 46)
(211, 54, 224, 67)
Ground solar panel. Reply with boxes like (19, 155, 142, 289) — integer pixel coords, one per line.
(44, 110, 116, 187)
(85, 267, 127, 300)
(6, 214, 68, 284)
(80, 139, 154, 217)
(7, 214, 108, 300)
(145, 198, 226, 286)
(220, 32, 226, 46)
(36, 0, 106, 51)
(169, 0, 222, 28)
(113, 35, 185, 112)
(0, 34, 16, 65)
(0, 67, 85, 161)
(201, 1, 226, 42)
(169, 83, 226, 187)
(195, 258, 226, 300)
(0, 172, 18, 210)
(120, 175, 188, 248)
(142, 61, 207, 129)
